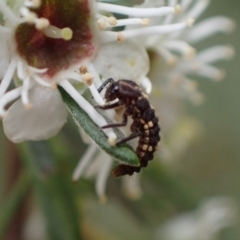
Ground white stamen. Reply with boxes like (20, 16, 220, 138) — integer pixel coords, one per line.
(0, 1, 20, 24)
(0, 60, 17, 98)
(182, 79, 198, 92)
(101, 21, 192, 43)
(98, 3, 175, 17)
(0, 87, 22, 117)
(108, 133, 116, 146)
(186, 18, 195, 27)
(174, 5, 181, 14)
(43, 25, 73, 40)
(96, 152, 112, 203)
(83, 73, 93, 86)
(29, 66, 48, 74)
(88, 83, 105, 105)
(97, 18, 107, 30)
(0, 25, 11, 33)
(183, 0, 209, 20)
(65, 72, 83, 82)
(79, 66, 87, 75)
(187, 17, 235, 43)
(164, 4, 181, 25)
(141, 77, 152, 94)
(156, 47, 178, 66)
(107, 16, 117, 26)
(190, 92, 205, 105)
(59, 80, 117, 141)
(99, 17, 151, 30)
(17, 61, 25, 80)
(198, 64, 225, 81)
(117, 33, 125, 42)
(197, 46, 235, 64)
(86, 63, 103, 88)
(20, 7, 37, 23)
(115, 18, 150, 28)
(163, 40, 196, 58)
(35, 18, 50, 30)
(24, 0, 41, 8)
(21, 76, 32, 108)
(33, 75, 52, 87)
(122, 175, 143, 199)
(84, 65, 116, 122)
(72, 144, 97, 182)
(180, 0, 192, 12)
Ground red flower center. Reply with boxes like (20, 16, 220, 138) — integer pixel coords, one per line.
(15, 0, 97, 78)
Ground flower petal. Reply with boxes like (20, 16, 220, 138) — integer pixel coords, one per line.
(0, 33, 11, 79)
(93, 39, 149, 84)
(3, 85, 68, 142)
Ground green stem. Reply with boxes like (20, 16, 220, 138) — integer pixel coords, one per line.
(19, 141, 82, 240)
(0, 172, 30, 239)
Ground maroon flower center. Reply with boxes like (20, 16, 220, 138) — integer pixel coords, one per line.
(15, 0, 97, 78)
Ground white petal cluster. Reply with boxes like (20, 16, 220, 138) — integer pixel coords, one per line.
(0, 0, 235, 200)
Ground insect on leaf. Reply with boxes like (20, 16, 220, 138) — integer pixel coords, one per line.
(58, 86, 140, 167)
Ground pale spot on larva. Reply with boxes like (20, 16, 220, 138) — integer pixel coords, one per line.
(148, 121, 153, 128)
(148, 146, 153, 152)
(142, 144, 148, 151)
(140, 119, 145, 124)
(139, 151, 145, 157)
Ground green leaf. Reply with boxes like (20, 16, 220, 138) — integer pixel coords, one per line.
(58, 86, 140, 167)
(19, 141, 82, 240)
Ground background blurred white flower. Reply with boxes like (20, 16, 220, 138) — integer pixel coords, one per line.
(155, 197, 238, 240)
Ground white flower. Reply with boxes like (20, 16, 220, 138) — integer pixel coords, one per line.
(0, 0, 186, 143)
(0, 0, 235, 199)
(73, 0, 235, 199)
(0, 0, 116, 143)
(155, 197, 238, 240)
(137, 0, 235, 104)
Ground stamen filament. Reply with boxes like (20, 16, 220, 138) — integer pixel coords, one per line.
(101, 21, 191, 43)
(24, 0, 41, 8)
(0, 1, 20, 25)
(0, 60, 17, 98)
(86, 63, 103, 88)
(187, 17, 235, 43)
(65, 72, 84, 82)
(88, 83, 105, 105)
(197, 46, 234, 64)
(198, 64, 225, 81)
(98, 3, 175, 17)
(33, 76, 52, 87)
(0, 87, 22, 117)
(21, 76, 32, 108)
(163, 40, 196, 57)
(182, 0, 209, 21)
(29, 66, 48, 74)
(58, 80, 117, 142)
(141, 77, 152, 94)
(72, 144, 97, 182)
(96, 153, 112, 204)
(17, 61, 24, 79)
(114, 18, 150, 28)
(156, 47, 177, 66)
(98, 17, 151, 30)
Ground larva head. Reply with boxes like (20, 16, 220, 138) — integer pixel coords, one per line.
(105, 82, 120, 102)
